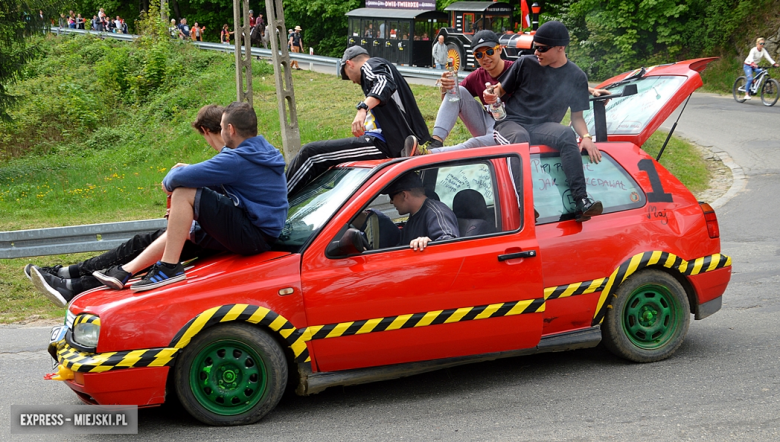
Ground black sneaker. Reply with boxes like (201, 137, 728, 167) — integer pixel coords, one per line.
(575, 197, 603, 222)
(30, 267, 74, 308)
(130, 262, 186, 292)
(401, 135, 430, 157)
(93, 266, 132, 290)
(428, 139, 444, 149)
(401, 135, 418, 157)
(24, 264, 61, 281)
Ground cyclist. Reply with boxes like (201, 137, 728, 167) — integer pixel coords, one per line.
(743, 37, 778, 100)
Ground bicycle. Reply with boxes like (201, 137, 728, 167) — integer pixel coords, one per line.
(733, 66, 779, 106)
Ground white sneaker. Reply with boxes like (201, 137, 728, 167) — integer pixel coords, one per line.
(744, 95, 751, 100)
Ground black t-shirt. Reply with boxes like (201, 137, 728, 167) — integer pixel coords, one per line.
(501, 55, 590, 126)
(400, 198, 459, 245)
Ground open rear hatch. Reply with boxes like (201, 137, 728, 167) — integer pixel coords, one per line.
(583, 58, 718, 147)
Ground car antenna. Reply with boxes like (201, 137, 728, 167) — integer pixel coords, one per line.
(656, 94, 693, 161)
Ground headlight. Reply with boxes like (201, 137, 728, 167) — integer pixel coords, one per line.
(71, 314, 101, 349)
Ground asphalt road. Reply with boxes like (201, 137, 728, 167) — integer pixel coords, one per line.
(2, 92, 779, 441)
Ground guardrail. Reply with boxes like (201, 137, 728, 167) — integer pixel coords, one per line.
(50, 27, 464, 80)
(0, 219, 167, 259)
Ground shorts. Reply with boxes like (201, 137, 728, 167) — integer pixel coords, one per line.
(191, 187, 274, 255)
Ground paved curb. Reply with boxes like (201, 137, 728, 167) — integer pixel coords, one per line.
(709, 150, 747, 210)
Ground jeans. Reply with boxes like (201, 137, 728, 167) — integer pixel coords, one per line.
(744, 64, 761, 95)
(76, 229, 208, 276)
(494, 120, 588, 200)
(435, 62, 446, 70)
(431, 86, 496, 149)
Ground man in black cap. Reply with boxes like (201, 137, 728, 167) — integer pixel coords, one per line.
(383, 172, 459, 251)
(285, 46, 431, 195)
(485, 21, 603, 222)
(412, 30, 515, 154)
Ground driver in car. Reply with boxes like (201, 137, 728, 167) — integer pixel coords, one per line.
(383, 172, 459, 251)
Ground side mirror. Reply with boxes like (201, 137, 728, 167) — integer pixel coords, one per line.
(326, 228, 369, 257)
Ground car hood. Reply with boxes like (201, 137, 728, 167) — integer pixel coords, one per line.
(584, 57, 718, 147)
(67, 251, 293, 318)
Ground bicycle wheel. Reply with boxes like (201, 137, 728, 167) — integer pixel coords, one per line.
(761, 78, 779, 106)
(733, 76, 747, 103)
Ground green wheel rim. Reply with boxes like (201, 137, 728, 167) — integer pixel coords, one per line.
(189, 339, 268, 416)
(622, 283, 681, 350)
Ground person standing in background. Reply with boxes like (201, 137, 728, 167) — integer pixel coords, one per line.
(432, 35, 448, 69)
(290, 26, 303, 70)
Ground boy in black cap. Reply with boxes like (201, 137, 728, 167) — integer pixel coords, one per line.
(383, 172, 459, 251)
(285, 46, 431, 195)
(485, 21, 603, 222)
(411, 30, 515, 154)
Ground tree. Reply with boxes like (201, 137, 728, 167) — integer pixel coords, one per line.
(0, 0, 66, 121)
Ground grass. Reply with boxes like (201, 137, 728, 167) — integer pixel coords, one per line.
(700, 55, 745, 95)
(642, 131, 710, 194)
(0, 41, 710, 324)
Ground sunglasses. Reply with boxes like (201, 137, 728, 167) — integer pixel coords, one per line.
(759, 42, 765, 45)
(474, 45, 500, 59)
(533, 44, 553, 53)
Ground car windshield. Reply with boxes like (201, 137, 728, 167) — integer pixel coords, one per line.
(275, 168, 371, 250)
(583, 75, 687, 136)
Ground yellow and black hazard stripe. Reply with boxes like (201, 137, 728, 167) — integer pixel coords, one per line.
(543, 252, 731, 314)
(573, 251, 731, 326)
(55, 251, 729, 373)
(56, 341, 178, 373)
(72, 313, 100, 327)
(305, 298, 545, 341)
(168, 304, 310, 363)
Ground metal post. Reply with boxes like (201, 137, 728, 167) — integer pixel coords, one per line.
(233, 0, 253, 106)
(265, 0, 301, 159)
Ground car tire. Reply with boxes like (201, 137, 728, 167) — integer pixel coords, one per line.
(174, 323, 287, 426)
(602, 270, 690, 363)
(760, 78, 779, 107)
(732, 76, 747, 103)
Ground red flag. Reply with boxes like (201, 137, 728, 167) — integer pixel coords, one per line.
(520, 0, 531, 29)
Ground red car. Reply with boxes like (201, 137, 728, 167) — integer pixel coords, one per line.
(47, 58, 730, 426)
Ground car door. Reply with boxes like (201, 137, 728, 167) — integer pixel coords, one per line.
(300, 150, 544, 373)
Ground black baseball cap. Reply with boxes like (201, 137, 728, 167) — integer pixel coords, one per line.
(382, 172, 424, 197)
(339, 46, 369, 80)
(471, 30, 500, 50)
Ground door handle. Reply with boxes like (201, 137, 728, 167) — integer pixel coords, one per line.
(498, 250, 536, 261)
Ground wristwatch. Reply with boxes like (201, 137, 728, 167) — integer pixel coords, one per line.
(356, 101, 369, 111)
(581, 133, 592, 139)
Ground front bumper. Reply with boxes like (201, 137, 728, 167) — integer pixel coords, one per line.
(48, 339, 178, 406)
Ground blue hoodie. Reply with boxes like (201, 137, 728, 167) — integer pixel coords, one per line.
(163, 135, 288, 237)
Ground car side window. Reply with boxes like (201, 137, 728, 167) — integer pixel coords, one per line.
(532, 153, 646, 223)
(352, 160, 508, 251)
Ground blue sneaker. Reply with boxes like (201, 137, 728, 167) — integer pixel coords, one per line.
(93, 266, 132, 290)
(130, 262, 186, 292)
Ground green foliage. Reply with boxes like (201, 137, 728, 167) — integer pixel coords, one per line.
(561, 0, 780, 81)
(282, 0, 362, 57)
(0, 27, 226, 159)
(0, 0, 68, 121)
